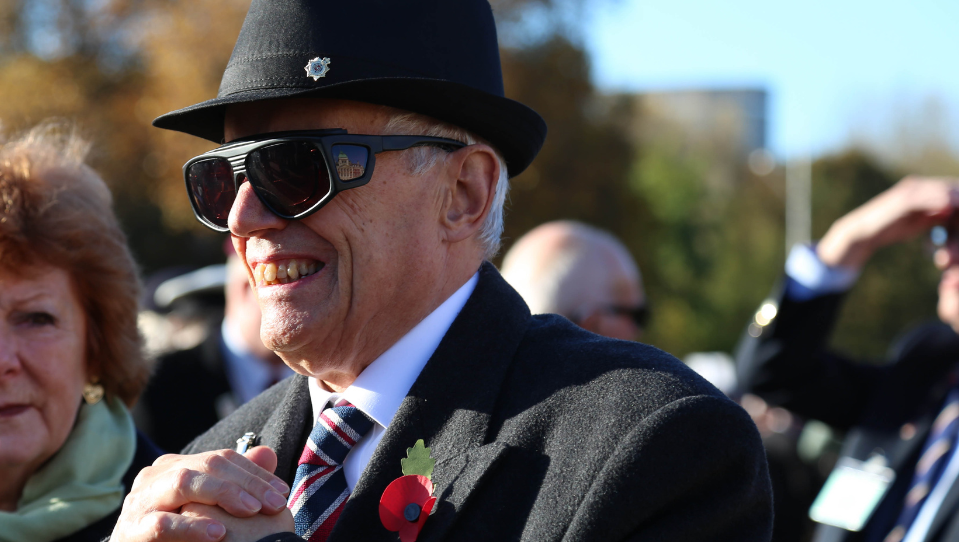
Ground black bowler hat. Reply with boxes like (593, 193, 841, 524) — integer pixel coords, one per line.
(153, 0, 546, 177)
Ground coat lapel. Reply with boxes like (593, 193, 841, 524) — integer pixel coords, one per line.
(329, 263, 531, 541)
(257, 375, 314, 484)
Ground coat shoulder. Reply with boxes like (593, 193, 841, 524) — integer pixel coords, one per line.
(514, 313, 727, 410)
(479, 314, 771, 541)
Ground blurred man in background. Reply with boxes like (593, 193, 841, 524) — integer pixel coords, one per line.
(737, 176, 959, 542)
(500, 220, 647, 341)
(136, 241, 292, 451)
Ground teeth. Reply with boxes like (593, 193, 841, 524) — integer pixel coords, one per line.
(252, 258, 323, 286)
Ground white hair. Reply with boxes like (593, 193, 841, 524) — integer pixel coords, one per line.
(384, 112, 509, 259)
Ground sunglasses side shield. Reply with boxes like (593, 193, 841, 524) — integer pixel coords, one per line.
(185, 157, 237, 231)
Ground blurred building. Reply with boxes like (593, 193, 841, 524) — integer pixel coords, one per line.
(636, 89, 767, 154)
(603, 88, 769, 192)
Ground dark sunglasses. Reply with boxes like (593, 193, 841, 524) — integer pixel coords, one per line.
(608, 304, 650, 328)
(183, 129, 466, 232)
(574, 304, 650, 328)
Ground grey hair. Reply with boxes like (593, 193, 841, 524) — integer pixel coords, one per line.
(384, 112, 509, 259)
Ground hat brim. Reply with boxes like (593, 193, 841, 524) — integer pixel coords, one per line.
(153, 78, 546, 178)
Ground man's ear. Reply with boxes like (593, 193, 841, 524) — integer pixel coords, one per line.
(441, 144, 500, 244)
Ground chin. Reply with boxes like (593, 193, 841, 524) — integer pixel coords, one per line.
(0, 427, 51, 469)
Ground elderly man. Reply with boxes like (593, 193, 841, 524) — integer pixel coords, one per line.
(112, 1, 771, 541)
(500, 220, 647, 341)
(737, 176, 959, 542)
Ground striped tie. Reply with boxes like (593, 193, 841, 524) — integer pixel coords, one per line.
(288, 399, 375, 541)
(884, 386, 959, 542)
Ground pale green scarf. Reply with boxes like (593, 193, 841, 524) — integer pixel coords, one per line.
(0, 396, 136, 542)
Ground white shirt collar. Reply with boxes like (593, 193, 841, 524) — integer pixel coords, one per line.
(309, 272, 479, 426)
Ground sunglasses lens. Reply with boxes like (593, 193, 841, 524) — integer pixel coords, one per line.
(632, 306, 649, 328)
(246, 142, 331, 216)
(187, 158, 236, 230)
(331, 144, 370, 181)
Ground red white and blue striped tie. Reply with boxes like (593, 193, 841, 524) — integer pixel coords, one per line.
(288, 399, 374, 541)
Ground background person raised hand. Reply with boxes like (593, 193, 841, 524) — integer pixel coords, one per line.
(816, 176, 959, 269)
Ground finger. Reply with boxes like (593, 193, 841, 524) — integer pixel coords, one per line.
(159, 451, 289, 509)
(180, 455, 290, 516)
(212, 449, 289, 495)
(133, 459, 280, 517)
(244, 446, 279, 480)
(123, 511, 226, 542)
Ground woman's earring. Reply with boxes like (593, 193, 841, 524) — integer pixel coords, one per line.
(82, 381, 104, 405)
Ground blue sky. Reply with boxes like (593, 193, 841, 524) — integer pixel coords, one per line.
(585, 0, 959, 159)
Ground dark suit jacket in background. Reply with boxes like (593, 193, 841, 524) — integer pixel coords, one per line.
(736, 280, 959, 542)
(134, 331, 233, 452)
(185, 263, 773, 541)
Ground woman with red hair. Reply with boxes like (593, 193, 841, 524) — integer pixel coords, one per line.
(0, 122, 160, 541)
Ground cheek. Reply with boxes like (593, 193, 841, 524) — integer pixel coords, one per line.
(347, 187, 437, 261)
(0, 338, 86, 467)
(31, 334, 87, 426)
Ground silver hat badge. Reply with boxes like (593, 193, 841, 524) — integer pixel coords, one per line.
(305, 57, 331, 81)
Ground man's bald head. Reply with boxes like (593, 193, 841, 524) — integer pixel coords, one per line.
(501, 221, 645, 340)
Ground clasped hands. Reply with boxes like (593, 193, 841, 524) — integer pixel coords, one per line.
(111, 446, 294, 542)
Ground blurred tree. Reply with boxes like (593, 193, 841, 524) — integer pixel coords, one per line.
(497, 38, 641, 258)
(0, 0, 948, 367)
(624, 128, 785, 356)
(0, 0, 246, 274)
(628, 138, 942, 359)
(488, 0, 643, 253)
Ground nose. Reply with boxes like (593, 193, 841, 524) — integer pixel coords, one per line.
(0, 325, 22, 379)
(228, 178, 289, 237)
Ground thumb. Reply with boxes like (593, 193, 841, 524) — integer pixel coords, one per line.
(245, 445, 279, 475)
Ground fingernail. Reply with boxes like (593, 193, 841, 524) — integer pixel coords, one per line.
(207, 523, 225, 540)
(240, 491, 262, 512)
(271, 479, 290, 495)
(265, 489, 288, 509)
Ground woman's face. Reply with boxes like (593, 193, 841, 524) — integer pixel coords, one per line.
(0, 265, 87, 476)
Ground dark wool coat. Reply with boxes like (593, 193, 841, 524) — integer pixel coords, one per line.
(737, 281, 959, 542)
(134, 330, 233, 452)
(185, 263, 772, 541)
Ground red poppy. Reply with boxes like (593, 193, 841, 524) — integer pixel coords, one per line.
(379, 474, 437, 542)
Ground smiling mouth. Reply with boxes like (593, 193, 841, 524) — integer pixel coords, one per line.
(0, 404, 29, 417)
(253, 258, 325, 286)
